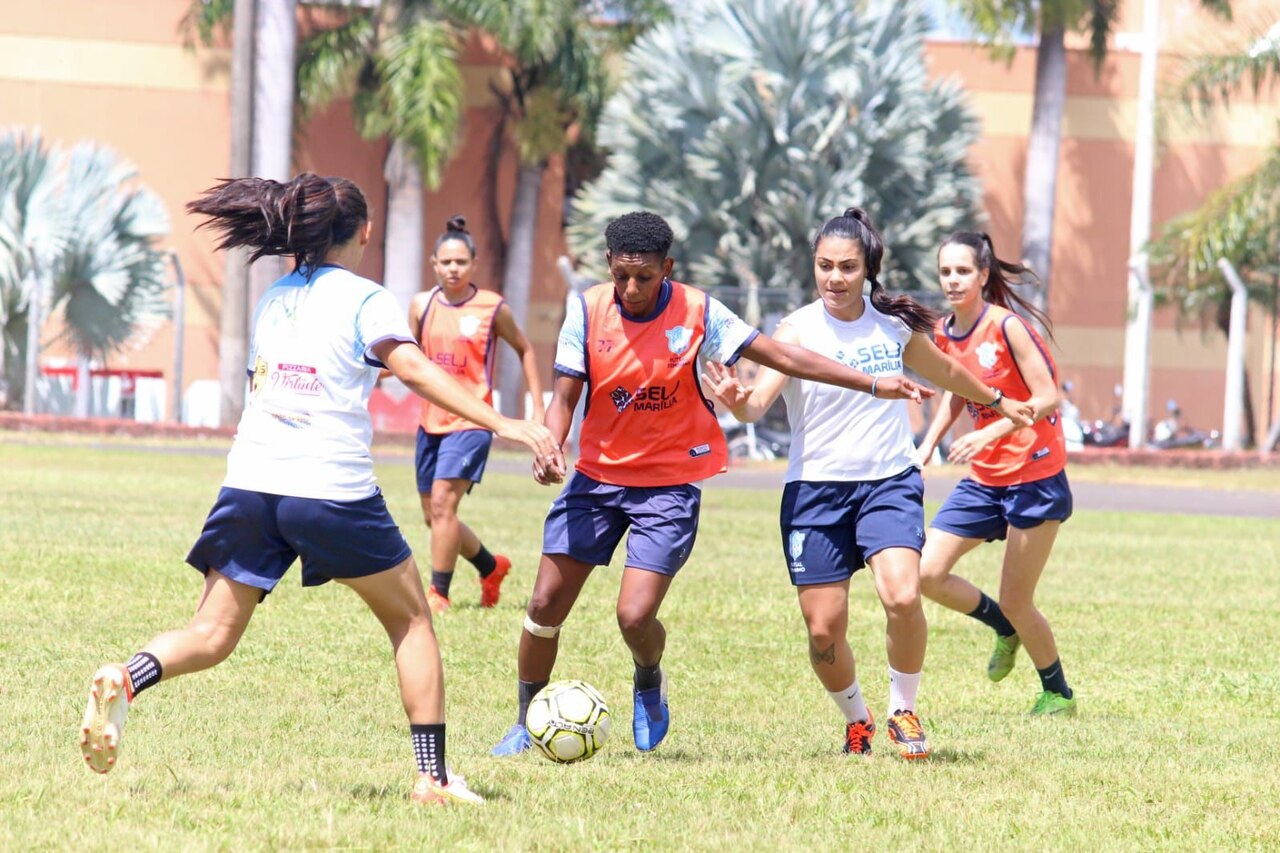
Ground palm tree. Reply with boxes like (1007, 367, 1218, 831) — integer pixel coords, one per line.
(0, 130, 172, 413)
(1149, 17, 1280, 447)
(569, 0, 982, 303)
(440, 0, 669, 416)
(945, 0, 1233, 315)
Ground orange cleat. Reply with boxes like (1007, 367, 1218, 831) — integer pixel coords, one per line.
(843, 713, 876, 755)
(886, 709, 930, 760)
(426, 586, 451, 615)
(479, 555, 512, 608)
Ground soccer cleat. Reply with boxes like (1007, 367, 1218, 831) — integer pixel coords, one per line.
(426, 586, 450, 615)
(411, 771, 485, 805)
(632, 672, 670, 751)
(1029, 690, 1078, 717)
(490, 723, 532, 756)
(886, 709, 931, 760)
(80, 664, 133, 774)
(479, 555, 512, 608)
(843, 712, 876, 755)
(987, 633, 1021, 682)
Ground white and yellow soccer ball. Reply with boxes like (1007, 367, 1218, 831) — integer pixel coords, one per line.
(525, 680, 611, 764)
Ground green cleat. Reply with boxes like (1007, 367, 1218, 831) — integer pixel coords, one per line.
(1029, 690, 1078, 717)
(987, 634, 1021, 682)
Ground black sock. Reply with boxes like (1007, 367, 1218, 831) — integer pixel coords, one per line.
(411, 723, 447, 784)
(634, 661, 663, 692)
(967, 593, 1016, 638)
(125, 652, 162, 696)
(517, 679, 548, 726)
(1037, 659, 1073, 699)
(467, 545, 497, 579)
(430, 570, 454, 599)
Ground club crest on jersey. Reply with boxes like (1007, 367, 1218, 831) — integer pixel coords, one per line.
(665, 325, 692, 355)
(610, 386, 634, 412)
(976, 341, 1000, 369)
(458, 315, 481, 338)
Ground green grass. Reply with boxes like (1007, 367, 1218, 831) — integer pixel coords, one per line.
(2, 442, 1278, 850)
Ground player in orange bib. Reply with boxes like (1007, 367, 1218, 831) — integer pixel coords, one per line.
(915, 231, 1077, 717)
(408, 216, 545, 614)
(492, 211, 935, 756)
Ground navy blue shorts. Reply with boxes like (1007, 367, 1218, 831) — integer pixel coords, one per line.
(779, 468, 926, 586)
(542, 472, 701, 575)
(415, 427, 492, 492)
(929, 470, 1073, 542)
(186, 487, 413, 594)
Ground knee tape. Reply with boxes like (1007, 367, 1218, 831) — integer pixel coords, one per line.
(523, 615, 562, 638)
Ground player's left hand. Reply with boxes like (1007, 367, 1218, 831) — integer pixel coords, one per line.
(873, 376, 935, 403)
(946, 433, 991, 465)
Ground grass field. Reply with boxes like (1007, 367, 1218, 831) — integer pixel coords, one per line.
(2, 441, 1278, 850)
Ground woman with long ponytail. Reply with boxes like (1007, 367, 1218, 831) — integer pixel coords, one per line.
(77, 173, 563, 805)
(916, 230, 1076, 717)
(705, 208, 1033, 759)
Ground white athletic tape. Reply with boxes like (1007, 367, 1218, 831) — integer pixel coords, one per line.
(523, 615, 562, 638)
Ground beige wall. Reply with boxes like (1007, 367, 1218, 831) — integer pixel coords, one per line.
(2, 0, 1277, 437)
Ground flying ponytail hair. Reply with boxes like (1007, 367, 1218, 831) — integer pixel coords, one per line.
(186, 173, 368, 279)
(939, 231, 1053, 341)
(812, 207, 936, 334)
(434, 214, 477, 257)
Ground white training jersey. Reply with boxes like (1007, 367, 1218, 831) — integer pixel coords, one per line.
(223, 265, 416, 500)
(780, 296, 919, 483)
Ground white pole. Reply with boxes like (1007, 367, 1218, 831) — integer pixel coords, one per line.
(1122, 0, 1160, 449)
(170, 251, 187, 424)
(1217, 258, 1248, 451)
(22, 275, 42, 415)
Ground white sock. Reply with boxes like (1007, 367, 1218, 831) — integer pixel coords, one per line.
(828, 678, 870, 724)
(888, 667, 922, 716)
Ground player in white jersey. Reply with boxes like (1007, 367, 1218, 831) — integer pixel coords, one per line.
(706, 208, 1032, 759)
(76, 173, 563, 806)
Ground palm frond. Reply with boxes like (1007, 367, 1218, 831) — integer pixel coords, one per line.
(296, 12, 377, 118)
(1172, 22, 1280, 111)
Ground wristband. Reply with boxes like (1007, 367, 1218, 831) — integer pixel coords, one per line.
(870, 377, 878, 398)
(988, 388, 1003, 407)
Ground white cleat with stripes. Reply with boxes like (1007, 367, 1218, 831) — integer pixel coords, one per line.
(80, 664, 132, 774)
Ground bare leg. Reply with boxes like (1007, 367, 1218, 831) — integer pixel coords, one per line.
(339, 555, 442, 723)
(142, 569, 262, 679)
(615, 567, 675, 667)
(918, 528, 985, 614)
(795, 581, 855, 691)
(998, 522, 1062, 670)
(867, 547, 927, 674)
(423, 479, 479, 576)
(518, 553, 595, 682)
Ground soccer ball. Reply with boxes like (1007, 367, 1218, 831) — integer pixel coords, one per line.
(525, 680, 611, 764)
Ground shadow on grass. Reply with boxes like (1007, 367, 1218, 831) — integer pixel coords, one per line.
(914, 746, 987, 764)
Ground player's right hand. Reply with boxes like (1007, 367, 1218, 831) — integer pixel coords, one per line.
(701, 362, 754, 410)
(873, 376, 935, 403)
(496, 418, 565, 484)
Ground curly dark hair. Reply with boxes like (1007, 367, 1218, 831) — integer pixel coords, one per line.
(605, 211, 674, 257)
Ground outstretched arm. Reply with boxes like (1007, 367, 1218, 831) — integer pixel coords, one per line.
(740, 333, 932, 402)
(701, 324, 798, 422)
(376, 339, 564, 477)
(903, 333, 1034, 426)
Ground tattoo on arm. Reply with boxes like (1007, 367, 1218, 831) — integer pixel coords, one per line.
(809, 640, 836, 666)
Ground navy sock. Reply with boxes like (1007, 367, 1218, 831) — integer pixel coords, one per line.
(634, 661, 663, 692)
(517, 679, 548, 726)
(1037, 659, 1073, 699)
(125, 652, 162, 696)
(430, 570, 454, 599)
(411, 723, 447, 784)
(467, 546, 497, 579)
(967, 593, 1016, 638)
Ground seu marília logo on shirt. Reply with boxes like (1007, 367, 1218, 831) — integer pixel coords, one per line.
(609, 381, 681, 413)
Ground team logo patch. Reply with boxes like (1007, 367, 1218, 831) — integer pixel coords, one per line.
(458, 315, 481, 338)
(788, 530, 807, 570)
(976, 341, 1000, 370)
(610, 386, 633, 412)
(665, 325, 693, 355)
